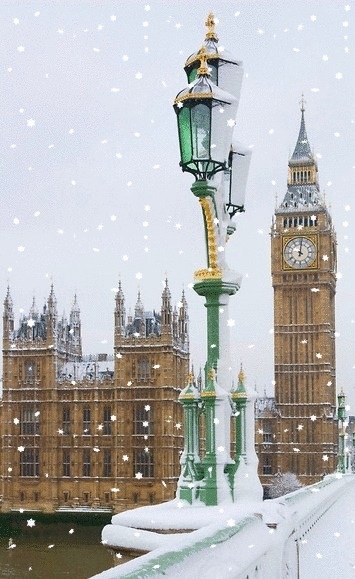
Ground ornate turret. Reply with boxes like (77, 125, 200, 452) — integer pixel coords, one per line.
(161, 278, 172, 334)
(68, 293, 82, 359)
(45, 284, 58, 346)
(29, 296, 39, 320)
(134, 290, 145, 335)
(47, 284, 57, 317)
(279, 97, 322, 210)
(178, 289, 189, 347)
(3, 286, 14, 343)
(114, 280, 126, 338)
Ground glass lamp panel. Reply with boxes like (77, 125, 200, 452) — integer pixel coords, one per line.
(210, 101, 235, 165)
(218, 62, 243, 103)
(229, 143, 251, 207)
(178, 106, 193, 164)
(191, 103, 210, 160)
(187, 67, 197, 84)
(208, 63, 218, 85)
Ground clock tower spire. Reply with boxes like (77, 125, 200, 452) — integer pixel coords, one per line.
(260, 100, 338, 486)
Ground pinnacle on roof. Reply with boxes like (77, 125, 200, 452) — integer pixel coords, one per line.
(47, 283, 57, 304)
(161, 277, 171, 300)
(117, 279, 124, 297)
(71, 293, 80, 313)
(134, 289, 144, 318)
(289, 95, 313, 166)
(4, 286, 13, 309)
(29, 296, 38, 318)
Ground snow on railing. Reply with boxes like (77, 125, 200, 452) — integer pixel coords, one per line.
(91, 474, 354, 579)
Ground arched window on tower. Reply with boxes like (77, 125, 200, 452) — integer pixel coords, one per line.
(24, 361, 36, 383)
(137, 358, 150, 381)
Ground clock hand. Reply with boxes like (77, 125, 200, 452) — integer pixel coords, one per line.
(298, 238, 303, 257)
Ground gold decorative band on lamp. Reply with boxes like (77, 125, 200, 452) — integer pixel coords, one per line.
(173, 91, 214, 105)
(194, 268, 222, 281)
(184, 52, 219, 68)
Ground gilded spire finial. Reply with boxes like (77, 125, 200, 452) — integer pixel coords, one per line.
(205, 12, 219, 42)
(238, 363, 245, 385)
(300, 93, 306, 113)
(187, 370, 195, 385)
(197, 46, 211, 76)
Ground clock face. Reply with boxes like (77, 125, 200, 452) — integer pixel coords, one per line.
(284, 237, 317, 269)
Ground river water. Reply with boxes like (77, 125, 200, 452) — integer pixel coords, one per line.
(0, 514, 130, 578)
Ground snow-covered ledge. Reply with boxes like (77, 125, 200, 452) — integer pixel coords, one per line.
(91, 475, 354, 579)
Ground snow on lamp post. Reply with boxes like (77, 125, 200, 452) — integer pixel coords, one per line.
(174, 15, 262, 506)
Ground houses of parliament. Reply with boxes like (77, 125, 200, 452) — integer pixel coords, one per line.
(0, 104, 338, 512)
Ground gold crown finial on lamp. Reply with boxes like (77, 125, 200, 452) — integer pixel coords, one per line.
(205, 12, 219, 42)
(197, 46, 211, 76)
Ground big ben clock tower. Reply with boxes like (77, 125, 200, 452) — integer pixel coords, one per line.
(270, 99, 338, 484)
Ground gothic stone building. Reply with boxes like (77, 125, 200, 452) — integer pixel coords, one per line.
(0, 281, 189, 513)
(255, 103, 338, 487)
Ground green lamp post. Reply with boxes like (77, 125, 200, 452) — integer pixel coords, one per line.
(337, 389, 346, 474)
(174, 16, 262, 506)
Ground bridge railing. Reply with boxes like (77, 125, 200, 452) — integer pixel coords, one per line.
(92, 474, 354, 579)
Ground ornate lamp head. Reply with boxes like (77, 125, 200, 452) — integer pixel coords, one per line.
(184, 13, 243, 101)
(173, 47, 237, 181)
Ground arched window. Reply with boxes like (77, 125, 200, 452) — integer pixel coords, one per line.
(24, 361, 36, 382)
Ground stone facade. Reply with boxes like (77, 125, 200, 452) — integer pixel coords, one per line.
(0, 281, 189, 513)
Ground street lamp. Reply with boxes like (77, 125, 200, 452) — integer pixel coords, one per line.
(337, 389, 346, 474)
(174, 15, 262, 507)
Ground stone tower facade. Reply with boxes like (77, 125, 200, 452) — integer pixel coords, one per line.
(256, 103, 338, 487)
(0, 282, 189, 513)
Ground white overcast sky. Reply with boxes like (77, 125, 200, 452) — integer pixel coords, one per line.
(1, 1, 355, 408)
